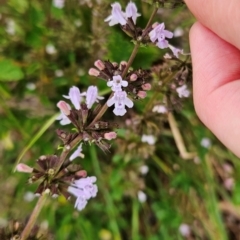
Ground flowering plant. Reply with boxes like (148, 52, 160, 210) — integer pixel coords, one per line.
(3, 0, 194, 239)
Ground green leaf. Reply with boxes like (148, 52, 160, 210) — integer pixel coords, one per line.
(8, 0, 28, 13)
(0, 59, 24, 81)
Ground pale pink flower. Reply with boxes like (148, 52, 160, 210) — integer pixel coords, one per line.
(107, 90, 133, 116)
(149, 23, 173, 49)
(137, 91, 147, 99)
(105, 2, 127, 26)
(57, 100, 71, 115)
(176, 84, 190, 98)
(68, 176, 98, 211)
(16, 163, 33, 173)
(56, 101, 71, 125)
(141, 83, 151, 90)
(88, 68, 100, 77)
(130, 73, 138, 81)
(125, 1, 141, 24)
(94, 60, 105, 70)
(107, 75, 128, 92)
(104, 132, 117, 140)
(69, 143, 84, 161)
(63, 86, 84, 110)
(224, 178, 234, 191)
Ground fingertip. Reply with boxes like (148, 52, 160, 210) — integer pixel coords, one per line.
(188, 22, 240, 157)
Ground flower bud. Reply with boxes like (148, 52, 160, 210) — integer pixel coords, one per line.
(57, 101, 71, 115)
(94, 60, 105, 70)
(137, 91, 147, 99)
(120, 61, 127, 66)
(104, 131, 117, 140)
(88, 68, 100, 77)
(75, 170, 87, 178)
(130, 73, 138, 81)
(16, 163, 33, 173)
(152, 22, 159, 28)
(141, 83, 151, 90)
(112, 62, 118, 68)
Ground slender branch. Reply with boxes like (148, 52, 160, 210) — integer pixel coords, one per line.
(121, 44, 140, 78)
(21, 193, 48, 240)
(144, 7, 158, 32)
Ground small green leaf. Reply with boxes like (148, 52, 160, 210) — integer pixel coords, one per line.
(0, 59, 24, 81)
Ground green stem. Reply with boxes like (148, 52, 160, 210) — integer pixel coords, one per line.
(142, 7, 158, 37)
(90, 145, 121, 240)
(21, 193, 48, 240)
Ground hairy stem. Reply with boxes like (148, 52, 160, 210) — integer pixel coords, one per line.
(21, 193, 48, 240)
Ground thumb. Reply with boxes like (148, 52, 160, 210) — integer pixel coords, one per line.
(190, 22, 240, 157)
(185, 0, 240, 50)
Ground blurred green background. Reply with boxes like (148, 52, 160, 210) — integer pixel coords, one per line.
(1, 0, 240, 239)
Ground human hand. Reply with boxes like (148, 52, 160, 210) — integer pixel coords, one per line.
(184, 0, 240, 157)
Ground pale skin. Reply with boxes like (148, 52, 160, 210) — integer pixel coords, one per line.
(184, 0, 240, 157)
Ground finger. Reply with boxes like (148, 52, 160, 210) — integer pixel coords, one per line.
(185, 0, 240, 49)
(190, 22, 240, 157)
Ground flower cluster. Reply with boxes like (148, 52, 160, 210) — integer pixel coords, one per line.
(89, 60, 152, 116)
(16, 153, 98, 211)
(56, 85, 117, 152)
(107, 75, 133, 116)
(105, 2, 141, 26)
(105, 1, 184, 58)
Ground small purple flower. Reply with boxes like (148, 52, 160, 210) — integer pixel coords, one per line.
(63, 86, 84, 110)
(149, 23, 173, 49)
(68, 176, 98, 211)
(69, 143, 84, 161)
(169, 45, 184, 58)
(176, 84, 190, 98)
(126, 1, 141, 24)
(84, 86, 104, 109)
(107, 90, 133, 116)
(107, 75, 128, 91)
(104, 2, 127, 26)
